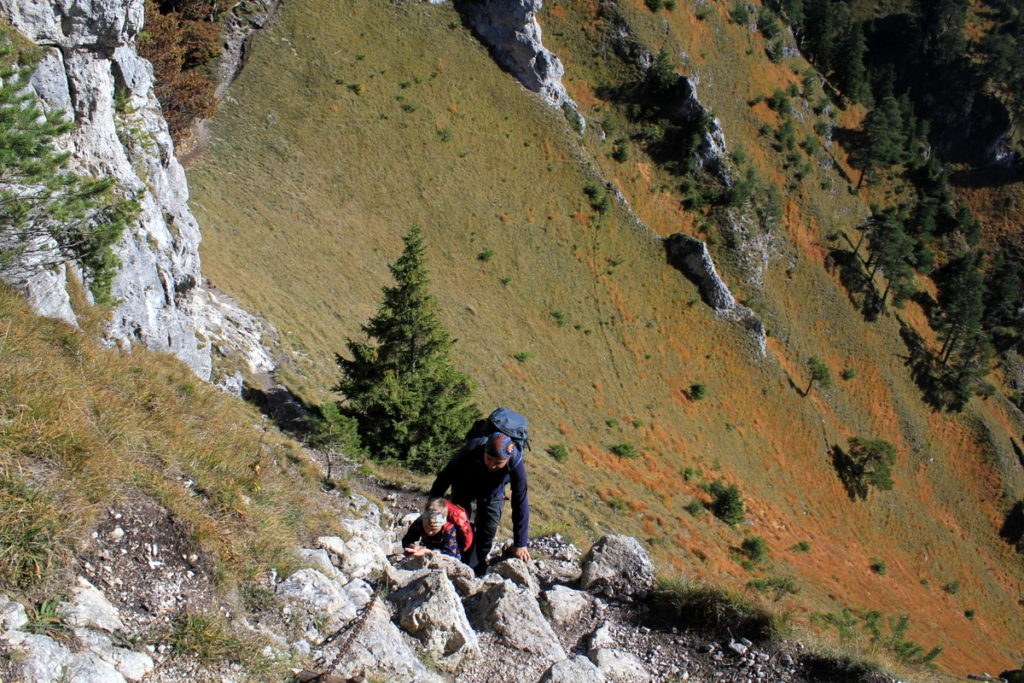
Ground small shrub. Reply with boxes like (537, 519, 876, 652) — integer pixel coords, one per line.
(551, 310, 567, 326)
(841, 368, 857, 380)
(682, 467, 701, 482)
(741, 536, 770, 563)
(610, 443, 639, 458)
(607, 496, 626, 511)
(606, 418, 619, 428)
(437, 127, 453, 142)
(869, 558, 887, 575)
(790, 541, 811, 553)
(964, 609, 974, 619)
(583, 182, 611, 214)
(684, 499, 706, 517)
(611, 137, 629, 162)
(689, 383, 707, 400)
(547, 444, 569, 462)
(709, 480, 745, 525)
(644, 0, 664, 10)
(513, 350, 533, 363)
(26, 597, 66, 637)
(477, 248, 495, 262)
(943, 580, 960, 595)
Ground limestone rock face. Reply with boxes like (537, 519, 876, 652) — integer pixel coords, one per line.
(0, 0, 272, 383)
(664, 233, 766, 358)
(458, 0, 577, 113)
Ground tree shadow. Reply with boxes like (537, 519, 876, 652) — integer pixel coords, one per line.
(830, 444, 866, 501)
(949, 163, 1024, 189)
(827, 248, 883, 320)
(999, 500, 1024, 551)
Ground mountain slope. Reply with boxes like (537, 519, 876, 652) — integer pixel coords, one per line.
(185, 0, 1024, 675)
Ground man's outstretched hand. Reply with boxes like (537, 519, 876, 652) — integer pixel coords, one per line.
(512, 545, 531, 562)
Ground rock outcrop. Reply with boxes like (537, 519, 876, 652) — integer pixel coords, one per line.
(664, 233, 767, 358)
(457, 0, 580, 118)
(0, 0, 274, 384)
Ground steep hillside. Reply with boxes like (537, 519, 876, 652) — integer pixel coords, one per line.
(185, 0, 1024, 676)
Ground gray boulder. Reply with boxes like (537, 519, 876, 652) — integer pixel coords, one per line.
(389, 570, 479, 670)
(58, 577, 123, 633)
(544, 585, 593, 627)
(491, 557, 541, 597)
(469, 580, 566, 663)
(664, 234, 736, 312)
(400, 551, 479, 595)
(579, 535, 655, 602)
(542, 655, 607, 683)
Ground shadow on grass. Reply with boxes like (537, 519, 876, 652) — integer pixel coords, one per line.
(1000, 500, 1024, 551)
(830, 444, 866, 501)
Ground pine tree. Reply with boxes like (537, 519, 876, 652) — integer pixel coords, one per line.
(334, 225, 479, 473)
(836, 437, 897, 499)
(805, 356, 833, 396)
(0, 28, 137, 304)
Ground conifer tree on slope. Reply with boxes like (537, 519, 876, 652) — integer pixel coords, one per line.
(335, 225, 478, 473)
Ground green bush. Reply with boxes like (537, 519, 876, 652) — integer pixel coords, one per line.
(547, 444, 569, 462)
(689, 383, 707, 400)
(477, 248, 495, 262)
(584, 182, 611, 214)
(869, 558, 887, 575)
(741, 536, 770, 563)
(610, 443, 639, 458)
(790, 540, 811, 553)
(748, 576, 800, 600)
(684, 499, 706, 517)
(513, 350, 533, 363)
(709, 480, 745, 525)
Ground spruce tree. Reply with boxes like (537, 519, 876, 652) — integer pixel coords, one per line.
(0, 28, 137, 304)
(335, 225, 478, 473)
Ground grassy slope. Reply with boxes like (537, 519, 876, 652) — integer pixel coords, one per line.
(0, 282, 338, 605)
(186, 0, 1024, 676)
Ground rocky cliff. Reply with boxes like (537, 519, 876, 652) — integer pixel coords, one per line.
(0, 0, 275, 384)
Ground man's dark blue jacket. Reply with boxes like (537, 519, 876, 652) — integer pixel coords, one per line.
(428, 435, 530, 548)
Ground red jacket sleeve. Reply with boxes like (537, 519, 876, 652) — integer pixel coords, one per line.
(446, 501, 474, 551)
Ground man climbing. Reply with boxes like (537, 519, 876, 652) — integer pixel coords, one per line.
(429, 409, 531, 575)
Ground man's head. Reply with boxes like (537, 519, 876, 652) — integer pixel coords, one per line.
(423, 498, 447, 535)
(483, 432, 516, 471)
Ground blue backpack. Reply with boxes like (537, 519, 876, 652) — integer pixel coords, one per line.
(465, 407, 531, 454)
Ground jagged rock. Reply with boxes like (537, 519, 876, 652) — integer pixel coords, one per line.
(75, 628, 155, 681)
(1, 0, 278, 382)
(327, 599, 444, 683)
(401, 552, 480, 595)
(0, 595, 28, 633)
(458, 0, 577, 112)
(11, 632, 127, 683)
(541, 655, 607, 682)
(468, 579, 566, 663)
(298, 548, 348, 583)
(579, 535, 655, 602)
(58, 576, 124, 633)
(544, 585, 593, 627)
(664, 234, 736, 312)
(491, 557, 541, 597)
(276, 568, 358, 636)
(389, 570, 479, 670)
(215, 0, 282, 97)
(317, 533, 389, 580)
(341, 517, 394, 553)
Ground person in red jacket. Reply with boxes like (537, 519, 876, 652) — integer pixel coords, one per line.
(401, 498, 473, 559)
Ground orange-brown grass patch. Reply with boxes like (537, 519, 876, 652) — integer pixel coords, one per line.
(566, 78, 600, 108)
(548, 4, 567, 20)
